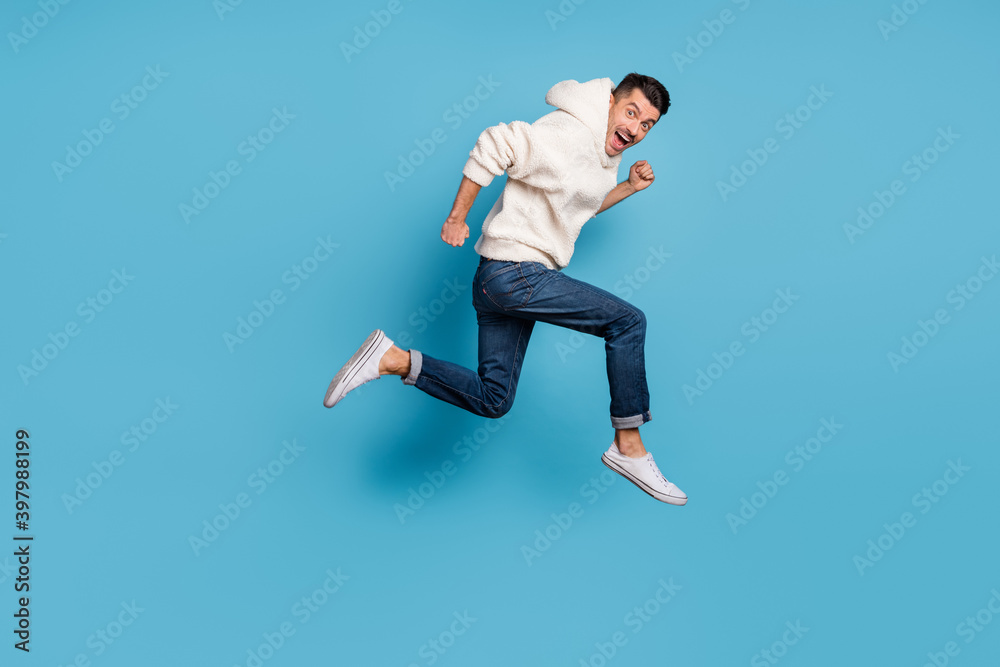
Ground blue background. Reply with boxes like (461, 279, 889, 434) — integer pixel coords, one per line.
(2, 0, 999, 665)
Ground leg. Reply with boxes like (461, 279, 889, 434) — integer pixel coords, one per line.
(486, 260, 651, 438)
(379, 346, 412, 376)
(383, 332, 644, 454)
(387, 262, 536, 418)
(406, 313, 533, 418)
(389, 257, 681, 503)
(613, 427, 647, 458)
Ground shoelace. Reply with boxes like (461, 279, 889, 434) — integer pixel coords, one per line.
(647, 457, 670, 487)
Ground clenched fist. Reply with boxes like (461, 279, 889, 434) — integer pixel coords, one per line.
(628, 160, 655, 192)
(441, 217, 470, 247)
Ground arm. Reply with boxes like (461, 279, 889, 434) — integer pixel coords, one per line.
(596, 160, 655, 215)
(441, 175, 482, 247)
(462, 120, 535, 186)
(442, 121, 532, 247)
(596, 180, 637, 215)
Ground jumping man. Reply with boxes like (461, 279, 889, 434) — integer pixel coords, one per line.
(324, 73, 687, 505)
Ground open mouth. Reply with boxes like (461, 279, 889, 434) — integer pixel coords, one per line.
(612, 130, 632, 150)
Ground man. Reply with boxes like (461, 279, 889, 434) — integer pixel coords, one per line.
(324, 73, 687, 506)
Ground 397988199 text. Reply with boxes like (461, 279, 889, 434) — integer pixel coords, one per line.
(13, 428, 33, 653)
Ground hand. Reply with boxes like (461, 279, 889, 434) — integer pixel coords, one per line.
(441, 216, 470, 247)
(628, 160, 655, 192)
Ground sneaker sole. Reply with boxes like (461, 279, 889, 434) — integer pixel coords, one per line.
(601, 454, 688, 506)
(323, 329, 385, 408)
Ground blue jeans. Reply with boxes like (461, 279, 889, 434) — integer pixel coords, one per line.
(402, 256, 652, 429)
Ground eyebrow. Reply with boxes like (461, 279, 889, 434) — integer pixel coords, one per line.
(628, 102, 657, 126)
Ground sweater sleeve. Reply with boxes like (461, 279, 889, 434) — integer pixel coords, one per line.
(462, 120, 535, 187)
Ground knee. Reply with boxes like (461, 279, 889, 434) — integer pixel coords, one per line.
(623, 307, 646, 334)
(482, 401, 512, 420)
(603, 308, 645, 341)
(634, 308, 646, 331)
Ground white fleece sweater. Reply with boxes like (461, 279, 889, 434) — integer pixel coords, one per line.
(461, 77, 622, 271)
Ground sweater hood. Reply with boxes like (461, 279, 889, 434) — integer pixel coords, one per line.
(544, 77, 620, 168)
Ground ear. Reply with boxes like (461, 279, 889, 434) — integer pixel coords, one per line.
(609, 92, 614, 109)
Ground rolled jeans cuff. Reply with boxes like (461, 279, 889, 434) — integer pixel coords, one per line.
(402, 349, 422, 386)
(610, 410, 651, 429)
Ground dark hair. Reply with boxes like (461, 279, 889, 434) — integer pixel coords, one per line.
(612, 73, 670, 118)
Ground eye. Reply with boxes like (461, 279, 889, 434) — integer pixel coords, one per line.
(642, 122, 648, 130)
(627, 110, 633, 116)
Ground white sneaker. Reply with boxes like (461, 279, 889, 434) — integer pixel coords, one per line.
(323, 329, 395, 408)
(601, 442, 688, 505)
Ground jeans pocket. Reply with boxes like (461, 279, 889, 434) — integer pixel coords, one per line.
(481, 263, 533, 311)
(480, 260, 520, 286)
